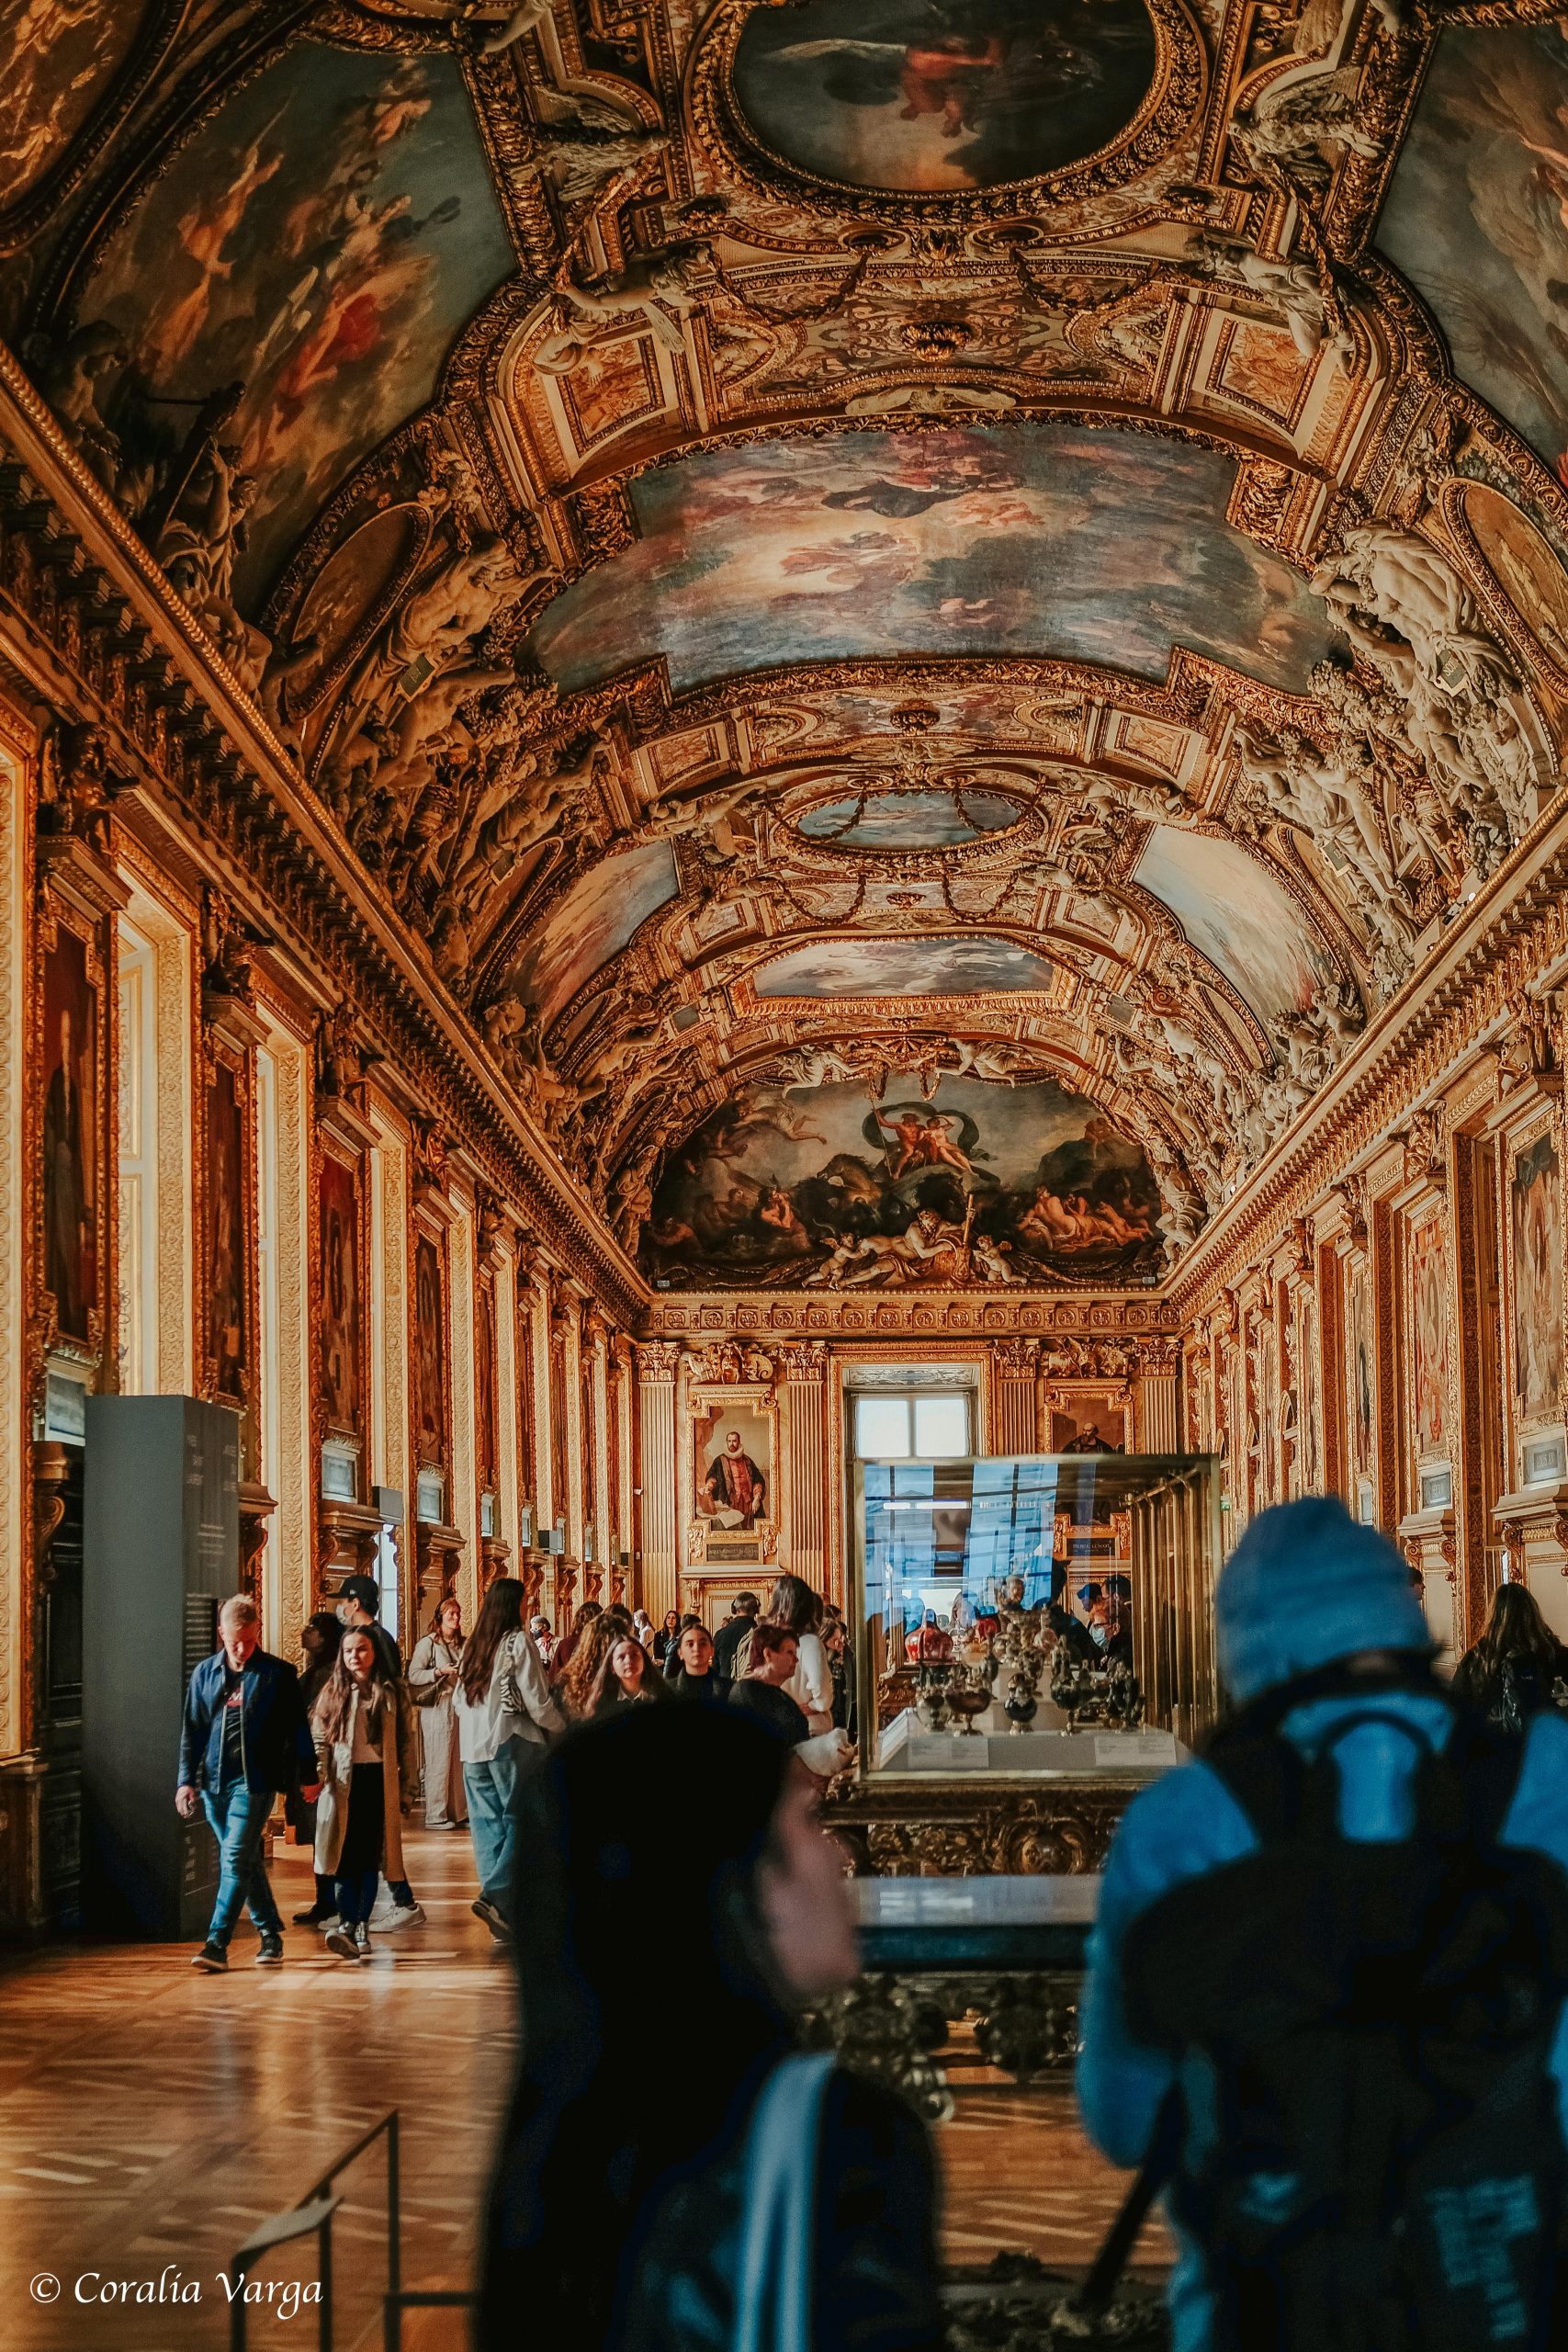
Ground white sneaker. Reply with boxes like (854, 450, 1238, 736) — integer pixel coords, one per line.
(379, 1900, 425, 1929)
(316, 1914, 341, 1934)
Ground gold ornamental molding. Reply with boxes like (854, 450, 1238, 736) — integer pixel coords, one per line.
(0, 339, 648, 1330)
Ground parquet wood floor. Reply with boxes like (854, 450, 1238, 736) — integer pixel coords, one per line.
(0, 1831, 1166, 2349)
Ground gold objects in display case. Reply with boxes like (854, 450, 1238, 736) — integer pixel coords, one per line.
(852, 1452, 1224, 1787)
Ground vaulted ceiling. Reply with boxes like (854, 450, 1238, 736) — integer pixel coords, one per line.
(7, 0, 1568, 1289)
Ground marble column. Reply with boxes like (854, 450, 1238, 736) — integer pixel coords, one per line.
(637, 1341, 682, 1623)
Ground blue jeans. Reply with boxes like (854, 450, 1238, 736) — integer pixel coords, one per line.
(334, 1869, 379, 1928)
(201, 1782, 281, 1948)
(464, 1740, 525, 1912)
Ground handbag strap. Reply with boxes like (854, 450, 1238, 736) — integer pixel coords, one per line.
(733, 2052, 836, 2352)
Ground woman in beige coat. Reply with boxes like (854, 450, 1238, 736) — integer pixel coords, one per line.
(311, 1628, 416, 1962)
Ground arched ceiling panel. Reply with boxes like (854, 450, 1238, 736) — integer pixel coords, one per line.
(76, 40, 515, 605)
(643, 1072, 1164, 1290)
(507, 837, 679, 1022)
(1133, 824, 1327, 1028)
(528, 424, 1333, 695)
(1377, 23, 1568, 479)
(753, 933, 1064, 997)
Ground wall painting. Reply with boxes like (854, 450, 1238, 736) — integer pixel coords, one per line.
(412, 1229, 447, 1467)
(1378, 21, 1568, 481)
(1409, 1215, 1452, 1463)
(318, 1151, 363, 1436)
(40, 922, 98, 1347)
(731, 0, 1159, 195)
(531, 426, 1332, 697)
(1512, 1129, 1563, 1431)
(205, 1059, 248, 1403)
(690, 1395, 775, 1568)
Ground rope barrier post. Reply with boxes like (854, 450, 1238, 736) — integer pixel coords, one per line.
(387, 2110, 401, 2312)
(318, 2208, 333, 2352)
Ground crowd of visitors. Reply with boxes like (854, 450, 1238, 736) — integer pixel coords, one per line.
(175, 1507, 1568, 2349)
(175, 1567, 852, 1970)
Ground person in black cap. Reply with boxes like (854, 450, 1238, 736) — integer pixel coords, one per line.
(335, 1576, 423, 1926)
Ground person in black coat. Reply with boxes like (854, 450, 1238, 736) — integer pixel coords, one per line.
(1453, 1580, 1568, 1729)
(711, 1591, 761, 1688)
(479, 1706, 942, 2352)
(666, 1621, 725, 1703)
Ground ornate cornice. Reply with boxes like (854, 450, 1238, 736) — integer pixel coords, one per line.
(0, 339, 648, 1329)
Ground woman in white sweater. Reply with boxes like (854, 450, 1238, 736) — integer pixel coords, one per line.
(764, 1571, 834, 1736)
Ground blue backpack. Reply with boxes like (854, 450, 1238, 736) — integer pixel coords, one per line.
(1117, 1662, 1568, 2351)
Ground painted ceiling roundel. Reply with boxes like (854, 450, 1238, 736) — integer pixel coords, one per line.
(729, 0, 1161, 195)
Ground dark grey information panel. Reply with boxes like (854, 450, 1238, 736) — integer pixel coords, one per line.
(83, 1397, 240, 1939)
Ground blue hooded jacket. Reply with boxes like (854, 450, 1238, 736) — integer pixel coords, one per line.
(1077, 1498, 1568, 2352)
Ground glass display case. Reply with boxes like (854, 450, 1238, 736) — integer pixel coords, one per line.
(852, 1452, 1223, 1785)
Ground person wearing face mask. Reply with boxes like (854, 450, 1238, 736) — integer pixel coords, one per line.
(479, 1707, 943, 2352)
(176, 1594, 319, 1973)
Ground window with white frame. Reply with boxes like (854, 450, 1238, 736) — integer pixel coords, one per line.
(852, 1388, 973, 1462)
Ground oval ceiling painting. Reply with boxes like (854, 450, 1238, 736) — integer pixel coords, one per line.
(795, 785, 1021, 847)
(731, 0, 1160, 195)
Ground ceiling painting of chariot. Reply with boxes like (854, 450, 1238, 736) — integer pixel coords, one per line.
(729, 0, 1159, 194)
(1377, 22, 1568, 483)
(79, 42, 515, 605)
(530, 427, 1331, 695)
(642, 1075, 1164, 1288)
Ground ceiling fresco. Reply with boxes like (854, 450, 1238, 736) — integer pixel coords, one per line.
(529, 426, 1333, 695)
(753, 934, 1062, 997)
(1377, 23, 1568, 483)
(77, 41, 515, 605)
(10, 0, 1568, 1286)
(644, 1075, 1164, 1288)
(729, 0, 1161, 194)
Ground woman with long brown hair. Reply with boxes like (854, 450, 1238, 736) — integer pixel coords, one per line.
(452, 1577, 565, 1941)
(559, 1603, 636, 1720)
(311, 1624, 413, 1962)
(587, 1634, 671, 1716)
(1453, 1579, 1568, 1730)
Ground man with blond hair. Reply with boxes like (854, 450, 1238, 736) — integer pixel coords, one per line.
(175, 1593, 317, 1973)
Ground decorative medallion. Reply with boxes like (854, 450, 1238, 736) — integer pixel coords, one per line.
(695, 0, 1204, 220)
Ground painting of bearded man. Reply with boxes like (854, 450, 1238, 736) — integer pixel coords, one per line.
(701, 1426, 769, 1530)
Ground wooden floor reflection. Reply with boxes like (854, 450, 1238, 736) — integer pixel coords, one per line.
(1, 1830, 1167, 2348)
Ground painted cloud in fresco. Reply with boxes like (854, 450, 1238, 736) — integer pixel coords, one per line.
(644, 1074, 1162, 1288)
(731, 0, 1157, 195)
(509, 842, 679, 1023)
(83, 42, 514, 607)
(1378, 21, 1568, 482)
(529, 426, 1332, 696)
(754, 933, 1058, 996)
(1134, 826, 1325, 1027)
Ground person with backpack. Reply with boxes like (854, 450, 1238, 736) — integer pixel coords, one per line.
(1078, 1495, 1568, 2352)
(1452, 1581, 1568, 1731)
